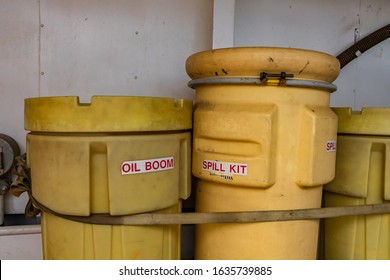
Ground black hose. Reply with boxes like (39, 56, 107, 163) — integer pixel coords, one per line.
(337, 23, 390, 69)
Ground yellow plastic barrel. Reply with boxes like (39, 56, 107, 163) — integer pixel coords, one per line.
(186, 47, 340, 259)
(25, 96, 192, 260)
(324, 108, 390, 259)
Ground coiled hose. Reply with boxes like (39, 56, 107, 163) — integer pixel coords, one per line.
(337, 23, 390, 69)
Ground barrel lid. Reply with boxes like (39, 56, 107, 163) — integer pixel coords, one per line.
(186, 47, 340, 83)
(333, 107, 390, 135)
(25, 96, 192, 132)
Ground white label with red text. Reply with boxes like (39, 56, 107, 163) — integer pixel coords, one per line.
(326, 140, 337, 152)
(121, 156, 174, 175)
(202, 160, 248, 176)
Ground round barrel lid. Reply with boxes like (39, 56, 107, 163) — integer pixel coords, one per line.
(25, 96, 192, 132)
(186, 47, 340, 83)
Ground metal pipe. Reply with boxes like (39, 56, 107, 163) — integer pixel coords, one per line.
(0, 224, 41, 236)
(0, 180, 8, 225)
(337, 23, 390, 69)
(0, 195, 3, 225)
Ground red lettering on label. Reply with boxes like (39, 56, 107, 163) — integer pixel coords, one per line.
(146, 158, 174, 171)
(121, 163, 140, 172)
(145, 161, 152, 170)
(203, 160, 247, 175)
(240, 165, 247, 174)
(219, 163, 226, 172)
(122, 157, 174, 175)
(326, 141, 337, 152)
(205, 160, 221, 172)
(122, 163, 131, 173)
(228, 164, 248, 175)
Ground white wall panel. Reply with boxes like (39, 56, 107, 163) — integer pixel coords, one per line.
(234, 0, 390, 110)
(0, 0, 40, 151)
(349, 0, 390, 109)
(0, 0, 212, 217)
(234, 0, 359, 54)
(0, 0, 40, 215)
(213, 0, 235, 48)
(39, 0, 213, 102)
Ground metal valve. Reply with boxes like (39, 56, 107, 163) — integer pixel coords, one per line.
(0, 134, 20, 225)
(0, 134, 20, 177)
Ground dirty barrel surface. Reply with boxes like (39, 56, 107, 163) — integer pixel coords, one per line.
(186, 47, 340, 259)
(25, 96, 192, 260)
(324, 107, 390, 260)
